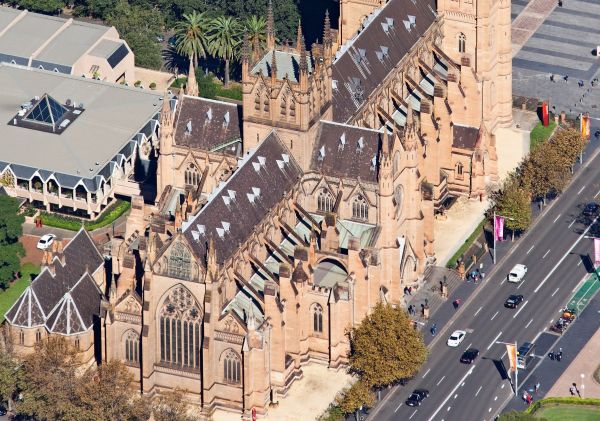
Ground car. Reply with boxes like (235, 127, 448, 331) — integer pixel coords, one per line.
(36, 234, 56, 250)
(405, 389, 429, 407)
(447, 330, 466, 347)
(504, 294, 524, 309)
(583, 202, 599, 217)
(460, 348, 480, 364)
(507, 264, 527, 283)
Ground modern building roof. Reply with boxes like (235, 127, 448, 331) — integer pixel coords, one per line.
(311, 121, 383, 183)
(5, 229, 105, 335)
(0, 64, 162, 183)
(182, 131, 302, 265)
(331, 0, 437, 123)
(251, 50, 313, 83)
(0, 6, 119, 71)
(173, 95, 243, 155)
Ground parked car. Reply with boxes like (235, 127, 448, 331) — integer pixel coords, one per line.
(36, 234, 56, 250)
(504, 294, 524, 309)
(447, 330, 466, 347)
(583, 202, 599, 217)
(460, 348, 479, 364)
(507, 264, 527, 283)
(405, 389, 429, 407)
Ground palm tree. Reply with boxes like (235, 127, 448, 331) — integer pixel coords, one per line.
(244, 15, 266, 57)
(207, 16, 242, 88)
(173, 11, 210, 67)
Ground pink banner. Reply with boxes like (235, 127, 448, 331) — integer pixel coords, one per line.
(494, 216, 504, 242)
(594, 238, 600, 266)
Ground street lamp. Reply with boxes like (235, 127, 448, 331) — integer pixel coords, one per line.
(581, 373, 585, 398)
(497, 340, 519, 397)
(493, 212, 515, 264)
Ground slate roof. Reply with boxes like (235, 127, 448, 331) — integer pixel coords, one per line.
(311, 121, 382, 183)
(331, 0, 437, 123)
(173, 96, 242, 155)
(452, 125, 480, 150)
(182, 132, 302, 265)
(5, 228, 104, 335)
(251, 50, 313, 83)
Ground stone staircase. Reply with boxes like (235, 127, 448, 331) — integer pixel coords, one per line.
(405, 266, 463, 323)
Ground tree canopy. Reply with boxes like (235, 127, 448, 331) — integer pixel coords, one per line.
(0, 196, 25, 289)
(489, 172, 532, 237)
(349, 302, 427, 388)
(337, 380, 375, 416)
(498, 410, 546, 421)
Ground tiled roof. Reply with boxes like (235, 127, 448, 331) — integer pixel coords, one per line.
(331, 0, 437, 123)
(452, 125, 480, 150)
(5, 228, 104, 335)
(251, 50, 313, 83)
(310, 121, 382, 183)
(182, 131, 302, 265)
(173, 96, 242, 155)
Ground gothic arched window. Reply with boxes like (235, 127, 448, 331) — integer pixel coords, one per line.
(394, 185, 404, 220)
(352, 195, 369, 220)
(35, 330, 42, 343)
(456, 162, 464, 176)
(317, 189, 334, 213)
(124, 330, 140, 365)
(19, 330, 24, 345)
(168, 242, 192, 280)
(159, 286, 202, 370)
(223, 349, 241, 384)
(280, 95, 288, 117)
(312, 303, 323, 333)
(184, 164, 200, 187)
(289, 99, 296, 117)
(458, 33, 466, 54)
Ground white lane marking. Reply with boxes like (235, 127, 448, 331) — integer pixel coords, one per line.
(535, 214, 599, 293)
(513, 300, 529, 318)
(500, 278, 506, 285)
(494, 396, 498, 401)
(527, 245, 535, 254)
(447, 406, 451, 411)
(437, 376, 446, 386)
(491, 311, 499, 320)
(474, 306, 483, 317)
(489, 408, 492, 413)
(577, 260, 583, 266)
(501, 384, 505, 389)
(517, 279, 526, 289)
(578, 185, 586, 195)
(465, 343, 472, 350)
(475, 386, 482, 397)
(410, 409, 418, 419)
(395, 403, 403, 412)
(461, 382, 465, 387)
(552, 287, 560, 297)
(553, 214, 562, 223)
(595, 188, 600, 198)
(543, 249, 551, 259)
(569, 219, 576, 228)
(422, 368, 431, 379)
(428, 366, 475, 421)
(453, 394, 458, 399)
(487, 331, 503, 350)
(525, 318, 534, 328)
(573, 273, 588, 292)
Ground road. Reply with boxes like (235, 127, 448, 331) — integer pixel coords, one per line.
(369, 140, 600, 421)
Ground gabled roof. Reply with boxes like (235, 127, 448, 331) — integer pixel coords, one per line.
(173, 96, 242, 155)
(311, 121, 382, 183)
(331, 0, 437, 122)
(182, 131, 302, 265)
(251, 50, 313, 83)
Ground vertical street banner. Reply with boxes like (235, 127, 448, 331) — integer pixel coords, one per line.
(581, 113, 591, 140)
(506, 343, 517, 372)
(594, 238, 600, 266)
(494, 216, 504, 242)
(542, 102, 549, 127)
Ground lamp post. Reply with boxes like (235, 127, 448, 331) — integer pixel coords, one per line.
(581, 373, 585, 398)
(497, 340, 519, 397)
(493, 212, 515, 264)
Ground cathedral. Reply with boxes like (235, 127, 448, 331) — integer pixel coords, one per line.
(5, 0, 511, 418)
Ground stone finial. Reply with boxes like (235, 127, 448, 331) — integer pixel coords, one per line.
(323, 9, 332, 46)
(186, 59, 199, 97)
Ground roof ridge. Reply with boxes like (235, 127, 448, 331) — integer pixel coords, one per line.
(319, 119, 384, 133)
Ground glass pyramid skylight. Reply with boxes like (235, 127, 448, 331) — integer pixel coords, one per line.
(23, 94, 68, 128)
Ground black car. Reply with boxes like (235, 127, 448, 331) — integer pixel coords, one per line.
(405, 389, 429, 407)
(583, 202, 600, 217)
(460, 348, 480, 364)
(504, 294, 524, 309)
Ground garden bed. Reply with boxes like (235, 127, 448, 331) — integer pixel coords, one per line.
(39, 199, 130, 231)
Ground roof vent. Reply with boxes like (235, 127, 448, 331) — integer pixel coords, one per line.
(276, 159, 285, 170)
(357, 136, 364, 152)
(386, 17, 394, 27)
(252, 187, 261, 197)
(382, 22, 390, 33)
(332, 80, 338, 90)
(223, 110, 230, 125)
(252, 162, 261, 172)
(216, 227, 225, 238)
(403, 20, 412, 32)
(222, 221, 230, 232)
(206, 107, 213, 121)
(338, 132, 346, 151)
(370, 155, 377, 171)
(247, 193, 255, 203)
(318, 145, 326, 160)
(191, 230, 200, 241)
(186, 120, 192, 134)
(257, 156, 266, 167)
(281, 154, 290, 163)
(408, 15, 416, 27)
(196, 224, 205, 235)
(227, 189, 236, 200)
(66, 99, 72, 106)
(222, 195, 231, 206)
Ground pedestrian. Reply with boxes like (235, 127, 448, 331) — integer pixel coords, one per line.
(431, 323, 437, 336)
(481, 272, 486, 280)
(564, 75, 569, 82)
(550, 74, 555, 82)
(404, 286, 408, 296)
(408, 286, 412, 295)
(535, 382, 540, 393)
(570, 386, 575, 396)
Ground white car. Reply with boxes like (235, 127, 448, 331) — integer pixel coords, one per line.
(507, 264, 528, 283)
(36, 234, 56, 250)
(447, 330, 466, 347)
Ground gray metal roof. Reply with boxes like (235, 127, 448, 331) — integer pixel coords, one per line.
(251, 50, 313, 83)
(0, 10, 64, 59)
(90, 39, 122, 59)
(0, 63, 162, 178)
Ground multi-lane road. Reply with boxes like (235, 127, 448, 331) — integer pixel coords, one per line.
(369, 139, 600, 421)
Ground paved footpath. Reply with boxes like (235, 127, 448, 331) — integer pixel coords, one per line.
(512, 0, 558, 57)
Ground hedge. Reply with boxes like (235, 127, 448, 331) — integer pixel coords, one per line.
(527, 397, 600, 414)
(39, 199, 131, 231)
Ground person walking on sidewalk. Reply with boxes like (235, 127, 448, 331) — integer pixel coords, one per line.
(535, 382, 540, 393)
(570, 386, 576, 396)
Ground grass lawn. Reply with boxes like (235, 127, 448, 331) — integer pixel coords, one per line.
(530, 120, 557, 150)
(535, 405, 600, 421)
(446, 219, 486, 268)
(0, 263, 40, 322)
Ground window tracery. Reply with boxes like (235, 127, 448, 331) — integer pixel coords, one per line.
(223, 349, 241, 383)
(352, 195, 369, 220)
(124, 330, 140, 365)
(312, 303, 323, 333)
(184, 163, 200, 187)
(168, 242, 192, 280)
(458, 33, 466, 54)
(317, 189, 334, 213)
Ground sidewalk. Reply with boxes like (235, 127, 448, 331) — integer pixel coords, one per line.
(511, 0, 557, 57)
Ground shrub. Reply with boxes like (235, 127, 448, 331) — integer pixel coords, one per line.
(134, 80, 142, 87)
(526, 397, 600, 414)
(22, 206, 37, 217)
(149, 82, 157, 90)
(39, 200, 131, 231)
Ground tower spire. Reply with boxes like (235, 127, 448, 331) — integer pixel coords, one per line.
(296, 20, 303, 52)
(299, 36, 308, 74)
(242, 31, 250, 64)
(186, 59, 199, 97)
(323, 9, 332, 46)
(270, 50, 278, 83)
(267, 0, 275, 50)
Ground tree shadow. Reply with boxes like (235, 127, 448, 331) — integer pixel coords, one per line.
(571, 202, 600, 237)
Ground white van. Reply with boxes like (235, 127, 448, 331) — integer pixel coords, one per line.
(507, 264, 528, 283)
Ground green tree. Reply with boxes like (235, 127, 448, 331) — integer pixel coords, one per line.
(0, 350, 19, 411)
(244, 15, 267, 58)
(551, 128, 586, 169)
(207, 16, 242, 88)
(0, 196, 25, 289)
(349, 303, 427, 388)
(337, 380, 375, 418)
(174, 11, 210, 67)
(498, 410, 545, 421)
(521, 142, 570, 204)
(153, 388, 195, 421)
(489, 172, 532, 240)
(15, 0, 66, 14)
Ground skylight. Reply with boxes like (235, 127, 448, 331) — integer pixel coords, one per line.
(23, 94, 68, 128)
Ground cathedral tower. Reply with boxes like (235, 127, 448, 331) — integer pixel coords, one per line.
(338, 0, 386, 45)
